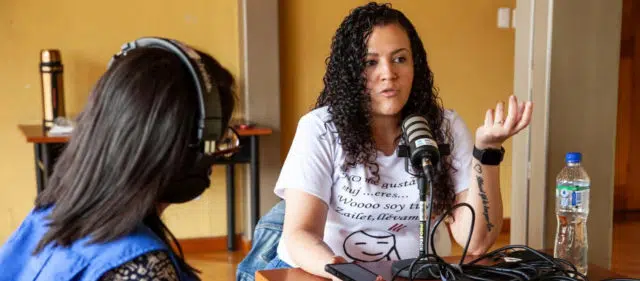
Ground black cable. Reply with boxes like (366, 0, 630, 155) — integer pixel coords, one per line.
(395, 169, 640, 281)
(390, 264, 411, 281)
(397, 254, 454, 281)
(461, 245, 596, 281)
(467, 245, 555, 265)
(466, 264, 531, 280)
(467, 265, 525, 280)
(407, 256, 420, 281)
(429, 202, 475, 265)
(463, 272, 502, 281)
(408, 218, 640, 281)
(399, 202, 475, 281)
(554, 258, 580, 275)
(538, 275, 577, 281)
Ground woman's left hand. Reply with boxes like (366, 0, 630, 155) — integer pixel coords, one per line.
(475, 95, 533, 149)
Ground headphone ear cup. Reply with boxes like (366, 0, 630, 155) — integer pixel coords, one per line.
(161, 152, 212, 204)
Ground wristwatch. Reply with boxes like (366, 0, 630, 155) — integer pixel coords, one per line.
(473, 146, 505, 165)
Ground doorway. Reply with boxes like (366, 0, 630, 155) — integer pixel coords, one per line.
(614, 0, 640, 217)
(612, 0, 640, 277)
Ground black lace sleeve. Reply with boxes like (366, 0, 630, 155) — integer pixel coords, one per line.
(98, 250, 179, 281)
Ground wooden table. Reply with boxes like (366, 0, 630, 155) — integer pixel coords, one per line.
(18, 124, 272, 251)
(256, 254, 629, 281)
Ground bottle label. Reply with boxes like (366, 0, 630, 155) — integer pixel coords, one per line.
(557, 185, 588, 207)
(556, 185, 589, 191)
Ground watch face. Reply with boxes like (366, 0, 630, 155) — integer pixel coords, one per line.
(474, 146, 504, 165)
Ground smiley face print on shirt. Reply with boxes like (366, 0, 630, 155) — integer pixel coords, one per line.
(342, 230, 401, 262)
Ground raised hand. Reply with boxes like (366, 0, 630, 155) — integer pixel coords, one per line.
(475, 95, 533, 149)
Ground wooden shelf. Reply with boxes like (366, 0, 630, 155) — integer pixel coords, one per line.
(235, 126, 273, 136)
(18, 124, 69, 143)
(18, 124, 272, 143)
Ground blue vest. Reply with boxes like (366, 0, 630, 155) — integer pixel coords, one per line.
(0, 206, 197, 281)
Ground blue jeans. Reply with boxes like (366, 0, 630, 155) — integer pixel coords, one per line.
(236, 200, 290, 281)
(263, 256, 292, 270)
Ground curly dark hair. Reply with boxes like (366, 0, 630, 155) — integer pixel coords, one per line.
(315, 2, 457, 214)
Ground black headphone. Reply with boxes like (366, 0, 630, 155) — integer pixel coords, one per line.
(108, 37, 227, 203)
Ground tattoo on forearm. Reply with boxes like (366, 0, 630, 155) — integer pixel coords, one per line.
(474, 164, 483, 174)
(476, 175, 495, 232)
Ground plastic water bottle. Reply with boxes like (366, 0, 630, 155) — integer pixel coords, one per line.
(554, 152, 590, 275)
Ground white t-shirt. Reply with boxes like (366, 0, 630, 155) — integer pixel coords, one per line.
(274, 106, 473, 266)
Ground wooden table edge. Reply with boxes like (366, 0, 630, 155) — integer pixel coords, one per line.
(18, 124, 273, 143)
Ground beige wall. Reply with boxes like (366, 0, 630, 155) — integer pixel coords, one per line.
(542, 0, 622, 268)
(0, 0, 243, 242)
(279, 0, 517, 218)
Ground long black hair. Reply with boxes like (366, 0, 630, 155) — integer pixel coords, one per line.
(316, 2, 456, 214)
(33, 46, 236, 279)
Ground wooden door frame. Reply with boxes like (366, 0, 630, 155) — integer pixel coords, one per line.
(511, 0, 554, 249)
(614, 0, 640, 215)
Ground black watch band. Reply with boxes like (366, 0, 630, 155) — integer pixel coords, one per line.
(473, 146, 505, 166)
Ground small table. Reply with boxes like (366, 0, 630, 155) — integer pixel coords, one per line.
(256, 255, 628, 281)
(18, 124, 272, 251)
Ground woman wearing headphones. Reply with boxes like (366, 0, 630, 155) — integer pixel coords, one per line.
(0, 38, 237, 281)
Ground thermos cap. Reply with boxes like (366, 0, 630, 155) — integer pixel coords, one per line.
(40, 49, 61, 63)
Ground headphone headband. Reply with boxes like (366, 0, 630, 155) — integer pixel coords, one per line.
(108, 37, 225, 145)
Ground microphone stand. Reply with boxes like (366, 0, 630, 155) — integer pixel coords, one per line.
(418, 158, 434, 259)
(392, 158, 440, 280)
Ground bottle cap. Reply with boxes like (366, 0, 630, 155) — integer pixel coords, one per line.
(41, 49, 61, 63)
(565, 152, 582, 163)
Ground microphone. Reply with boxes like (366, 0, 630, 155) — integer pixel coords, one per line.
(401, 114, 437, 258)
(400, 114, 440, 173)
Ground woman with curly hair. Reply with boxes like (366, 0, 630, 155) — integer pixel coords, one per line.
(237, 2, 532, 280)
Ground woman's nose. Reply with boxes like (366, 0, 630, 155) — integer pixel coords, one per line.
(379, 61, 397, 81)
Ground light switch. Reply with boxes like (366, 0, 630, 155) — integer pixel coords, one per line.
(498, 7, 511, 29)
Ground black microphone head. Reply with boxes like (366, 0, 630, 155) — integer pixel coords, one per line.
(401, 114, 440, 170)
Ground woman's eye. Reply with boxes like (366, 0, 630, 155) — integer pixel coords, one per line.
(365, 60, 377, 67)
(394, 56, 407, 63)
